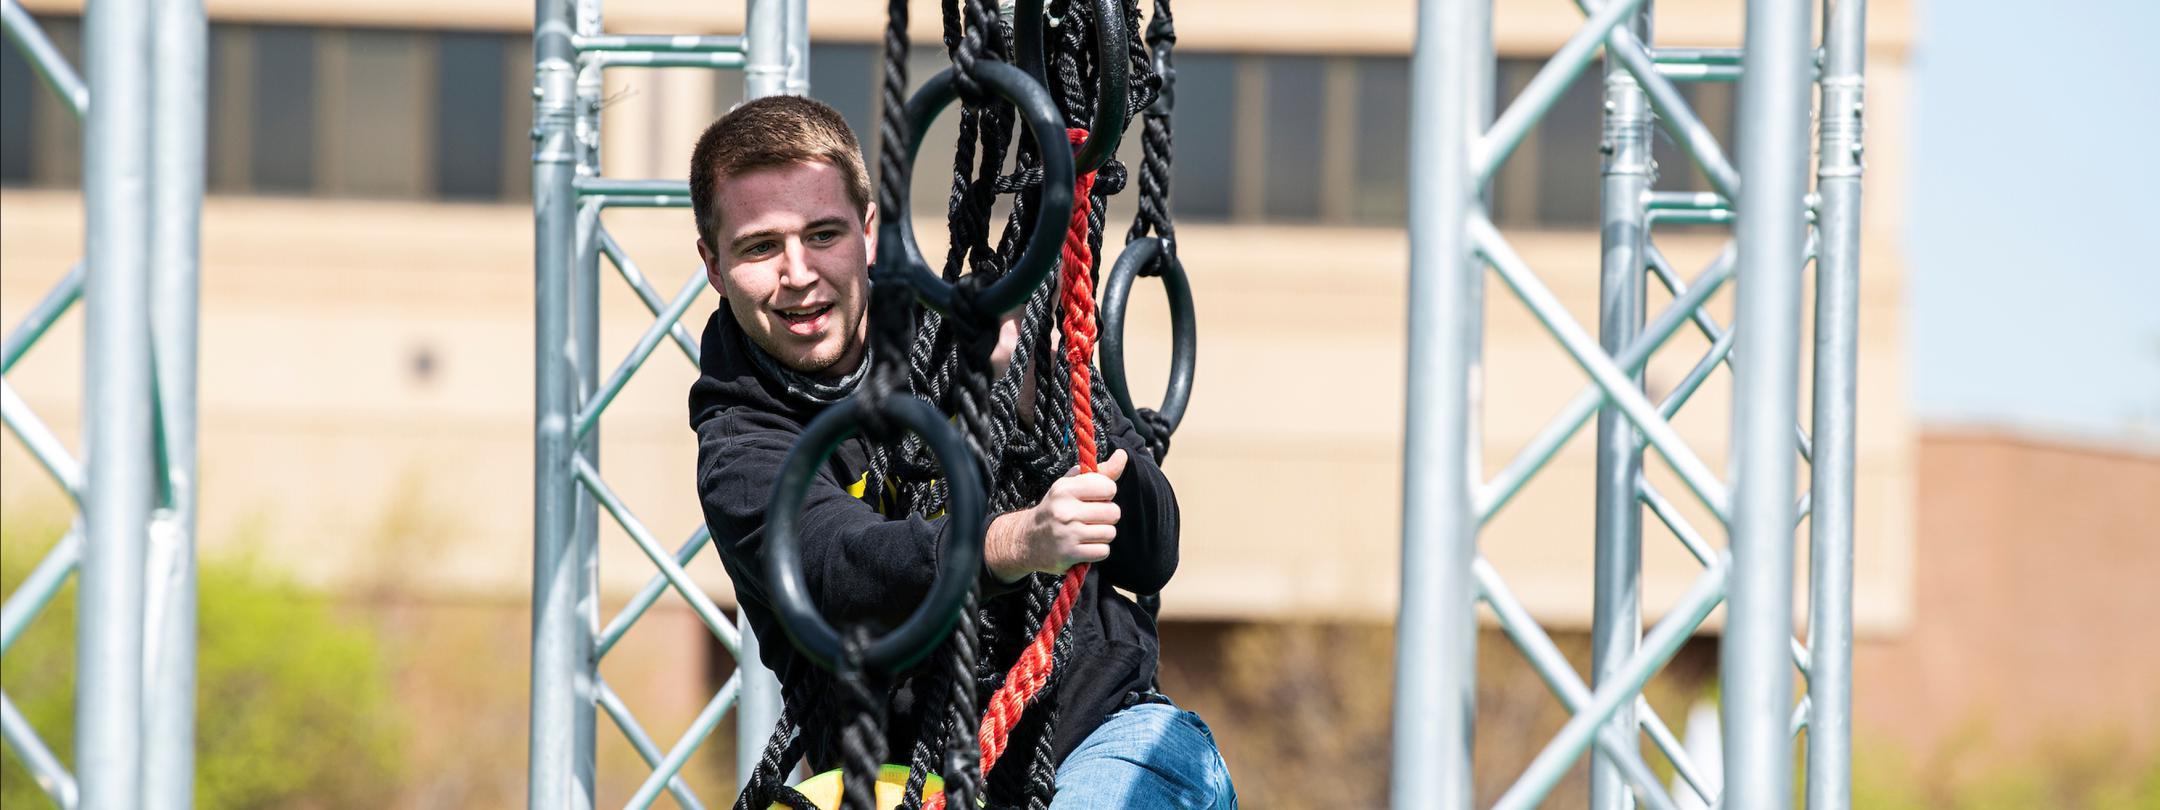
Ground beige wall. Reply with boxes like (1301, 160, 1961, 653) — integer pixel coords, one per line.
(2, 0, 1917, 631)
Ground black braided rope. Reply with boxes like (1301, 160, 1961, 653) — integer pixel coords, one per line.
(1126, 0, 1175, 245)
(939, 592, 984, 809)
(898, 728, 941, 810)
(742, 0, 1177, 805)
(875, 0, 912, 224)
(732, 704, 807, 810)
(1122, 0, 1178, 463)
(837, 630, 887, 810)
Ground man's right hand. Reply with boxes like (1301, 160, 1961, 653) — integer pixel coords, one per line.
(985, 449, 1130, 583)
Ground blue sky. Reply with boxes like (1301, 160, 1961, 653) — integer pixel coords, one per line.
(1906, 0, 2160, 445)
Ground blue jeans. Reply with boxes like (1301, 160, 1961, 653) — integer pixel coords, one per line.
(1050, 703, 1237, 809)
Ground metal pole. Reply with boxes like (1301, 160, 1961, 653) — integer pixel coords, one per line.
(1590, 4, 1653, 808)
(732, 612, 784, 789)
(570, 0, 605, 795)
(1807, 0, 1865, 807)
(1722, 0, 1814, 806)
(732, 3, 798, 782)
(743, 0, 785, 100)
(79, 0, 155, 803)
(143, 0, 206, 805)
(1393, 0, 1488, 806)
(783, 0, 809, 96)
(529, 0, 591, 802)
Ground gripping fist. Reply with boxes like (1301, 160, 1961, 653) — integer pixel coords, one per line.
(985, 450, 1130, 582)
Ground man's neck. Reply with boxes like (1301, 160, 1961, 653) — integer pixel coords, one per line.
(813, 347, 865, 384)
(747, 342, 865, 406)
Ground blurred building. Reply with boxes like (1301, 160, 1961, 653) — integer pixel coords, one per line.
(0, 0, 1918, 623)
(5, 0, 2148, 805)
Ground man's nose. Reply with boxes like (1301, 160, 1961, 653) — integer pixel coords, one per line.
(777, 238, 817, 289)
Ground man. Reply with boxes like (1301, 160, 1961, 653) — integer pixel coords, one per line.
(687, 95, 1236, 808)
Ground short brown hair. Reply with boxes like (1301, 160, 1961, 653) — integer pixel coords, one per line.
(688, 95, 871, 247)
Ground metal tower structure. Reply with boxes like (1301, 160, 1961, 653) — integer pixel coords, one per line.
(528, 0, 805, 806)
(1, 0, 205, 807)
(1393, 0, 1864, 808)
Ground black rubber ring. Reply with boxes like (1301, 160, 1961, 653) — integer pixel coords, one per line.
(881, 61, 1075, 321)
(1099, 236, 1195, 440)
(764, 395, 987, 674)
(1014, 0, 1130, 173)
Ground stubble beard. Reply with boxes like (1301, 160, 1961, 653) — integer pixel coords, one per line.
(757, 313, 863, 380)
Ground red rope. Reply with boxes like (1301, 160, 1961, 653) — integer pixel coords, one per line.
(977, 129, 1099, 779)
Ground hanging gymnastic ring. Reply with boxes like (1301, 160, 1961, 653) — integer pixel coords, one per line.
(1013, 0, 1130, 173)
(764, 394, 987, 674)
(881, 61, 1075, 321)
(1099, 236, 1195, 440)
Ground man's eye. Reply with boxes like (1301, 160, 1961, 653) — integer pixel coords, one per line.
(807, 231, 839, 245)
(744, 242, 775, 257)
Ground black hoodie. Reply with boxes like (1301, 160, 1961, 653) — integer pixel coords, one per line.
(687, 307, 1181, 795)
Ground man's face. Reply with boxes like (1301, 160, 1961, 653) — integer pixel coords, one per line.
(698, 161, 875, 378)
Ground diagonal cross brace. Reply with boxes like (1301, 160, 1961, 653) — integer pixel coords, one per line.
(0, 0, 88, 117)
(0, 690, 79, 808)
(1, 381, 84, 503)
(0, 529, 81, 653)
(1, 263, 84, 375)
(1493, 554, 1733, 810)
(1473, 0, 1651, 182)
(574, 457, 743, 658)
(575, 268, 709, 440)
(1477, 558, 1704, 810)
(1478, 243, 1737, 522)
(600, 229, 704, 364)
(1473, 218, 1732, 520)
(1647, 243, 1814, 461)
(598, 676, 709, 810)
(597, 526, 716, 660)
(1640, 477, 1814, 680)
(626, 672, 744, 810)
(1655, 321, 1737, 424)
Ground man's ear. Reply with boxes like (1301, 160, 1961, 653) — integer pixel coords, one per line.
(863, 202, 879, 259)
(697, 237, 725, 297)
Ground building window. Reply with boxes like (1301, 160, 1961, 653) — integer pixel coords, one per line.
(0, 26, 36, 183)
(2, 16, 530, 201)
(0, 14, 81, 188)
(329, 29, 434, 197)
(435, 32, 508, 199)
(1529, 58, 1606, 227)
(1169, 52, 1235, 221)
(2, 25, 1739, 222)
(249, 25, 318, 194)
(806, 42, 875, 149)
(1261, 56, 1326, 221)
(1352, 57, 1411, 226)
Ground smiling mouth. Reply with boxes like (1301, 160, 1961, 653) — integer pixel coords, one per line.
(776, 303, 834, 332)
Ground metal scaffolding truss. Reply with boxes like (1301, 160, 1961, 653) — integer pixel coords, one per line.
(0, 0, 205, 808)
(1392, 0, 1864, 808)
(527, 0, 805, 807)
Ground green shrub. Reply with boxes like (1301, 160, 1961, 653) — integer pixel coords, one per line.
(1849, 733, 2160, 810)
(2, 513, 404, 808)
